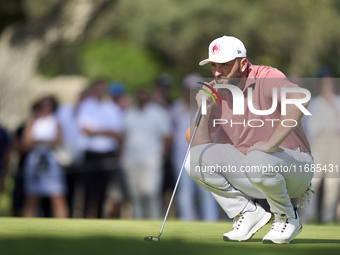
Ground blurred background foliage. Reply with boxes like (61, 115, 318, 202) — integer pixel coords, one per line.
(79, 38, 160, 93)
(1, 0, 340, 93)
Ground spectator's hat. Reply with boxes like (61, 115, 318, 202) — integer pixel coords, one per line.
(155, 73, 172, 87)
(109, 82, 126, 97)
(199, 36, 247, 66)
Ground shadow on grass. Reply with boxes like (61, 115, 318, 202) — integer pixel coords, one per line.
(292, 239, 340, 244)
(0, 236, 340, 255)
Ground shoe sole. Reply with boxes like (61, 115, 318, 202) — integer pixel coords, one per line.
(262, 223, 302, 244)
(223, 212, 272, 242)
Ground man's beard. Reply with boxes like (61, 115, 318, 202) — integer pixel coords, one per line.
(215, 66, 241, 85)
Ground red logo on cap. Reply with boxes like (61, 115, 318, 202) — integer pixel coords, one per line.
(211, 43, 220, 55)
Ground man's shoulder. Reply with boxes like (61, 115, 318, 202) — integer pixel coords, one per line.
(248, 63, 286, 79)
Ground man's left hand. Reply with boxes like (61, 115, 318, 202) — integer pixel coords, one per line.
(247, 140, 284, 154)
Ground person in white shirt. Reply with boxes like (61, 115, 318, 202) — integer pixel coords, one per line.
(23, 95, 69, 218)
(77, 80, 123, 218)
(122, 89, 171, 219)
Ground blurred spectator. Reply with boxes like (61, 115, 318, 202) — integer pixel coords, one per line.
(23, 95, 69, 218)
(105, 82, 131, 218)
(109, 81, 132, 110)
(121, 89, 171, 219)
(56, 88, 92, 217)
(300, 68, 340, 223)
(171, 74, 219, 221)
(11, 102, 41, 216)
(77, 80, 123, 218)
(152, 73, 173, 109)
(0, 125, 10, 193)
(152, 74, 175, 213)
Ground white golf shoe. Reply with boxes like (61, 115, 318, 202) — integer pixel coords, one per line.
(262, 211, 302, 244)
(223, 203, 272, 242)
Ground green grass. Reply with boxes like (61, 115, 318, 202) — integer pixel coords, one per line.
(0, 218, 339, 255)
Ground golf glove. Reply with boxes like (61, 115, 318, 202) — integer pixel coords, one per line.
(297, 182, 315, 208)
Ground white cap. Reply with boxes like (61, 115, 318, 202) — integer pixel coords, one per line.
(199, 36, 247, 66)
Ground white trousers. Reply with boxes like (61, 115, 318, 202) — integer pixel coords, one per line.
(122, 156, 163, 219)
(185, 143, 314, 218)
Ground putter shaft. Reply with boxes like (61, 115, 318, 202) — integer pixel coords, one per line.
(156, 110, 202, 239)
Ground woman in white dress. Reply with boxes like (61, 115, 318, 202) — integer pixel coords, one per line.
(23, 96, 68, 218)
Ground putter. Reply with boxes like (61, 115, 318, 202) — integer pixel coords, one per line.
(144, 107, 203, 242)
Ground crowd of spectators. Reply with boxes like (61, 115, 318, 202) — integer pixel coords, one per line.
(0, 74, 219, 220)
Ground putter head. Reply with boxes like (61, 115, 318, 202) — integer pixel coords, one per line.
(144, 236, 160, 242)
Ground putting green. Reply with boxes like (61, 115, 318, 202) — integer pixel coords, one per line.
(0, 218, 339, 255)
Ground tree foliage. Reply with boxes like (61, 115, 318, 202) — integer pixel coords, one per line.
(31, 0, 340, 84)
(79, 38, 160, 92)
(86, 0, 340, 77)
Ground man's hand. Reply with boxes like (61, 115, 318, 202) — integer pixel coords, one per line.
(247, 140, 284, 154)
(195, 82, 218, 114)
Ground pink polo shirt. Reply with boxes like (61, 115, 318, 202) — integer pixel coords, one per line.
(208, 63, 311, 155)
